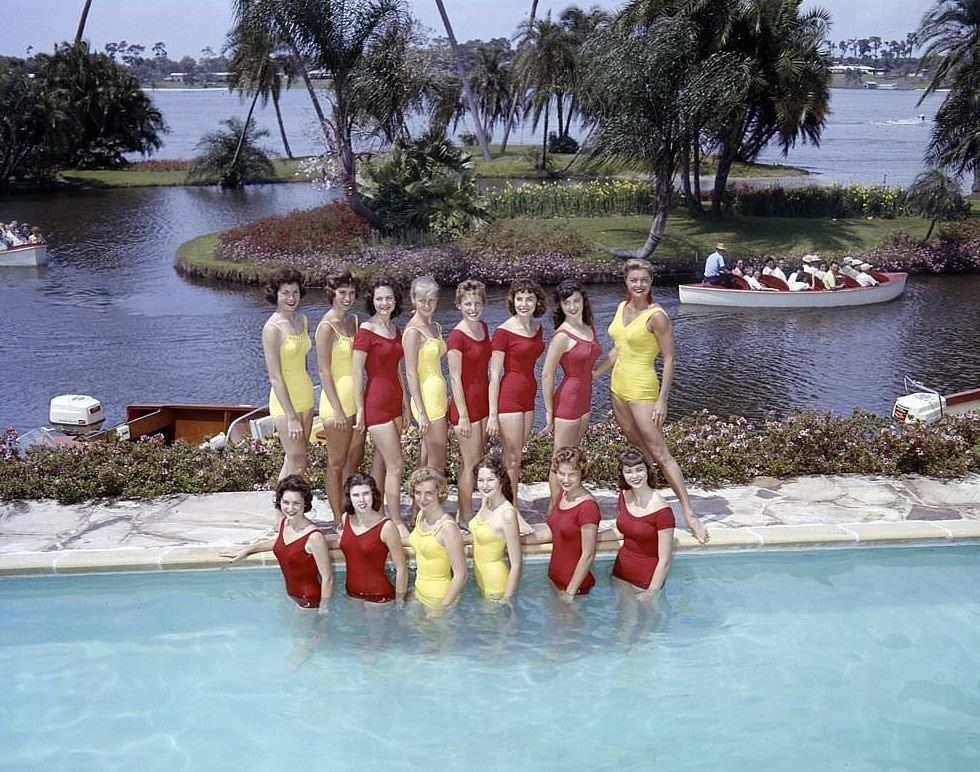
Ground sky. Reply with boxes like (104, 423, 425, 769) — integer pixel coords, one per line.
(1, 0, 936, 60)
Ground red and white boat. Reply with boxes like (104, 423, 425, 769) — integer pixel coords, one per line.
(678, 271, 907, 308)
(0, 242, 47, 267)
(892, 377, 980, 424)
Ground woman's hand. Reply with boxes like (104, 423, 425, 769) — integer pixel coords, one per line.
(427, 605, 446, 619)
(402, 404, 412, 430)
(353, 409, 365, 433)
(559, 590, 575, 605)
(330, 412, 349, 431)
(542, 412, 555, 437)
(456, 416, 472, 438)
(651, 399, 668, 429)
(417, 412, 430, 437)
(487, 415, 500, 438)
(286, 415, 302, 440)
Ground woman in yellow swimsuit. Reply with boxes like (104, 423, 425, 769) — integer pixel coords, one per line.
(315, 269, 366, 528)
(262, 267, 314, 480)
(469, 454, 522, 602)
(595, 258, 709, 544)
(403, 276, 449, 472)
(407, 467, 466, 617)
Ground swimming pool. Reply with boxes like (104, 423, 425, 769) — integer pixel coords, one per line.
(2, 546, 978, 770)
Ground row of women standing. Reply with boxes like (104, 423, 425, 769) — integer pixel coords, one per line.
(260, 259, 708, 544)
(225, 444, 676, 614)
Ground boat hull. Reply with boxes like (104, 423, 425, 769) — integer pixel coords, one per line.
(678, 273, 907, 308)
(0, 244, 47, 267)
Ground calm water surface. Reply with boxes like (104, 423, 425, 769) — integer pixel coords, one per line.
(1, 183, 978, 433)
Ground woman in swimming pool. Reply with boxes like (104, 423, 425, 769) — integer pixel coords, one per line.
(223, 475, 332, 610)
(523, 446, 600, 601)
(263, 267, 314, 480)
(594, 258, 708, 544)
(598, 446, 674, 597)
(468, 454, 523, 602)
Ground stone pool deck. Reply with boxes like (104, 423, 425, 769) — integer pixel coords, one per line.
(2, 474, 979, 575)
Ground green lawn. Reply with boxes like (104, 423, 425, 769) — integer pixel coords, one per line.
(60, 158, 309, 188)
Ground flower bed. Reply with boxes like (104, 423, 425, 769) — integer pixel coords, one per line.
(4, 411, 977, 504)
(486, 179, 656, 219)
(733, 183, 909, 219)
(862, 224, 980, 274)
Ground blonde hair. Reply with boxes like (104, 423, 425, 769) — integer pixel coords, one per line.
(407, 467, 449, 502)
(411, 275, 439, 304)
(622, 258, 654, 278)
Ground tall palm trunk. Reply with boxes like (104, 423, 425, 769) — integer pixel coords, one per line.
(231, 89, 262, 171)
(711, 136, 737, 214)
(500, 0, 539, 155)
(974, 167, 980, 194)
(74, 0, 93, 45)
(272, 90, 293, 158)
(433, 0, 492, 160)
(556, 93, 565, 139)
(540, 97, 549, 169)
(609, 172, 673, 258)
(692, 137, 703, 204)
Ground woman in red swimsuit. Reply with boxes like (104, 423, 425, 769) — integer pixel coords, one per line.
(352, 277, 411, 535)
(541, 280, 603, 506)
(333, 472, 408, 605)
(489, 279, 545, 531)
(523, 446, 600, 600)
(223, 475, 333, 609)
(446, 279, 492, 525)
(598, 446, 675, 597)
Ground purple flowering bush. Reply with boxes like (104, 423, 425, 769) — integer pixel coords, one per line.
(863, 223, 980, 274)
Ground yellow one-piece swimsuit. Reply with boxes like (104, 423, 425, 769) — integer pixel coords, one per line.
(408, 516, 455, 609)
(269, 317, 314, 417)
(317, 318, 357, 420)
(469, 513, 509, 599)
(410, 324, 448, 422)
(607, 302, 668, 402)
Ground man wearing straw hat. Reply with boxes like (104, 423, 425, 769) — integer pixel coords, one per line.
(703, 242, 732, 287)
(855, 262, 879, 287)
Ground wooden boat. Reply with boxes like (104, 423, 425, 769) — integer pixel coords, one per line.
(892, 378, 980, 424)
(678, 271, 907, 308)
(0, 243, 47, 267)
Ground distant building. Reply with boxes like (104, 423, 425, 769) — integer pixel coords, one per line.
(830, 64, 883, 76)
(165, 72, 186, 83)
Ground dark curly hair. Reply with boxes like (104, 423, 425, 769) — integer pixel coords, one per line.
(617, 446, 657, 490)
(324, 269, 358, 304)
(552, 280, 594, 328)
(364, 276, 404, 318)
(475, 453, 514, 504)
(506, 279, 547, 317)
(274, 474, 314, 513)
(551, 446, 589, 476)
(343, 472, 383, 515)
(265, 267, 306, 304)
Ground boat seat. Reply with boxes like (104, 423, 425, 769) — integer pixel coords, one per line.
(758, 275, 790, 291)
(731, 275, 751, 290)
(839, 275, 861, 288)
(869, 270, 890, 283)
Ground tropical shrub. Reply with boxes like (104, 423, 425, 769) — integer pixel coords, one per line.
(186, 118, 276, 188)
(458, 131, 478, 147)
(862, 223, 980, 274)
(548, 133, 579, 154)
(733, 183, 909, 219)
(486, 179, 656, 218)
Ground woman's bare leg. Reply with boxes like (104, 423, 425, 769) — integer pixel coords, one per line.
(425, 417, 448, 473)
(548, 415, 590, 506)
(369, 420, 406, 532)
(454, 419, 486, 526)
(322, 423, 353, 527)
(273, 410, 313, 480)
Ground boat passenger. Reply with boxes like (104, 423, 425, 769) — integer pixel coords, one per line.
(541, 280, 603, 506)
(745, 267, 774, 291)
(598, 446, 675, 597)
(352, 276, 410, 534)
(263, 267, 315, 480)
(732, 259, 746, 277)
(855, 263, 879, 287)
(523, 447, 600, 599)
(223, 475, 333, 609)
(446, 279, 492, 525)
(403, 275, 449, 473)
(822, 261, 842, 290)
(468, 454, 523, 602)
(315, 269, 365, 529)
(703, 242, 731, 286)
(771, 258, 789, 283)
(489, 279, 545, 533)
(762, 257, 775, 276)
(593, 258, 708, 543)
(27, 227, 44, 244)
(335, 472, 408, 605)
(786, 269, 810, 292)
(407, 467, 467, 617)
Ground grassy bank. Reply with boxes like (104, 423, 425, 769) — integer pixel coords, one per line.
(60, 158, 309, 188)
(175, 232, 276, 284)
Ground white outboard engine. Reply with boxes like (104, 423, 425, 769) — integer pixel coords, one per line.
(49, 395, 105, 433)
(892, 392, 945, 424)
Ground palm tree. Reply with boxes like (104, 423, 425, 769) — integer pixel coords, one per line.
(917, 0, 980, 191)
(469, 45, 513, 142)
(906, 167, 967, 240)
(187, 118, 276, 188)
(433, 0, 492, 160)
(75, 0, 93, 45)
(499, 0, 540, 155)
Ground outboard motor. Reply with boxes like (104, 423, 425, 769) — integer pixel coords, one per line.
(892, 392, 945, 424)
(49, 395, 105, 434)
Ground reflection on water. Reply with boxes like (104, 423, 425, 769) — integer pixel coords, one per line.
(2, 184, 979, 432)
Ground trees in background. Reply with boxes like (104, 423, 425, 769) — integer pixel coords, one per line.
(186, 118, 276, 187)
(906, 167, 970, 241)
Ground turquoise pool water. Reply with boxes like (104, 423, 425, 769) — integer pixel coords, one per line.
(2, 547, 979, 771)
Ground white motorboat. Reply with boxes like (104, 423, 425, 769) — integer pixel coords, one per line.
(0, 243, 47, 267)
(678, 272, 907, 308)
(892, 377, 980, 424)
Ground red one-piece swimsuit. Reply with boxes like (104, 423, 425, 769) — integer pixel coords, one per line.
(447, 321, 492, 425)
(272, 520, 322, 608)
(612, 491, 675, 589)
(552, 329, 602, 421)
(492, 326, 545, 414)
(353, 326, 404, 427)
(547, 491, 601, 594)
(339, 517, 396, 603)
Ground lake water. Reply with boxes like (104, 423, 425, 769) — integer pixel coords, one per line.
(144, 86, 948, 187)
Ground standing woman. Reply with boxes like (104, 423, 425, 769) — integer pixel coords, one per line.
(336, 472, 408, 605)
(263, 267, 315, 480)
(598, 446, 675, 597)
(407, 468, 467, 618)
(488, 279, 546, 521)
(524, 446, 600, 600)
(446, 279, 492, 525)
(469, 454, 523, 602)
(403, 275, 449, 472)
(224, 475, 333, 609)
(596, 258, 709, 544)
(352, 277, 411, 534)
(541, 280, 603, 505)
(315, 269, 365, 528)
